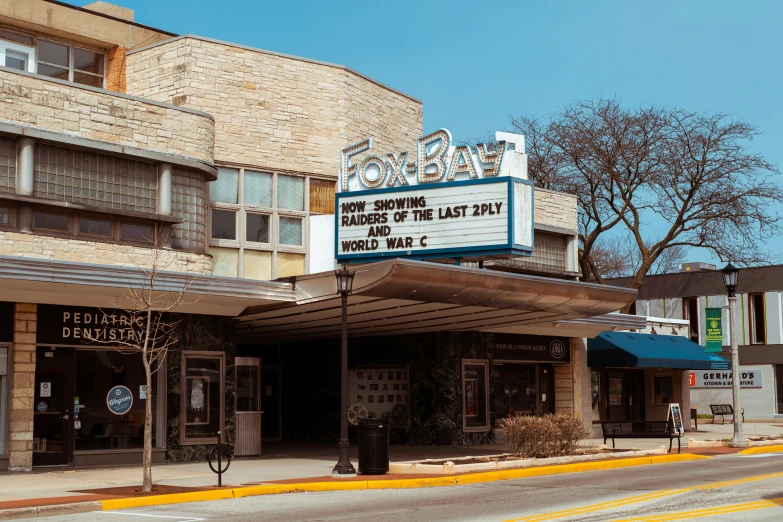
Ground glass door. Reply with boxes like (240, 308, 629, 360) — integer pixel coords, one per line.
(33, 347, 75, 466)
(538, 365, 555, 415)
(494, 363, 537, 418)
(607, 371, 628, 421)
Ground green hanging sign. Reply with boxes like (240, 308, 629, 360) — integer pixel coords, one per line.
(705, 308, 723, 352)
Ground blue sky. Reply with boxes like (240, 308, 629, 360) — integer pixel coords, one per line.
(90, 0, 783, 265)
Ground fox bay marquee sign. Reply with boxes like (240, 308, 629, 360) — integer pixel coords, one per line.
(336, 129, 534, 262)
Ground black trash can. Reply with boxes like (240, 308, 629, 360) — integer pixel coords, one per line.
(357, 418, 389, 475)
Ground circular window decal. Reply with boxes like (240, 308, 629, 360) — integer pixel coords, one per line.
(106, 385, 134, 415)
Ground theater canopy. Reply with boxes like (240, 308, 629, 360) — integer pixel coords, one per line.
(587, 332, 731, 370)
(236, 258, 639, 344)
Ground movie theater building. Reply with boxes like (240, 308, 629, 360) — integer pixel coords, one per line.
(229, 130, 643, 446)
(0, 0, 642, 472)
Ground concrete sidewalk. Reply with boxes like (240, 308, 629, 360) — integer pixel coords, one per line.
(0, 421, 779, 506)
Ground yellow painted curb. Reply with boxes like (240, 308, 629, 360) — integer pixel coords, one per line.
(100, 453, 707, 511)
(738, 444, 783, 455)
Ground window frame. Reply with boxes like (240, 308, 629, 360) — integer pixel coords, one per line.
(32, 209, 72, 233)
(0, 203, 15, 230)
(36, 37, 105, 89)
(461, 358, 490, 433)
(209, 167, 333, 279)
(749, 293, 766, 345)
(652, 373, 675, 406)
(0, 39, 35, 73)
(77, 216, 114, 239)
(180, 350, 225, 445)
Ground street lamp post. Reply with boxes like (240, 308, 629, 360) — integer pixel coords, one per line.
(333, 265, 357, 475)
(721, 263, 746, 448)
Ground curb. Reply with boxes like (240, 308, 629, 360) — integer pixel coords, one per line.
(0, 453, 707, 518)
(738, 444, 783, 455)
(96, 454, 706, 512)
(0, 501, 102, 520)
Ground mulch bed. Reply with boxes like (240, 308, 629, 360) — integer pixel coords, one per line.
(71, 484, 217, 497)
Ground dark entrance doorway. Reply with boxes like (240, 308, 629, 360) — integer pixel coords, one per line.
(599, 369, 645, 422)
(493, 363, 557, 419)
(33, 347, 75, 466)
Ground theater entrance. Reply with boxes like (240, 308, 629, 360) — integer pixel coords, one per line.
(493, 363, 556, 419)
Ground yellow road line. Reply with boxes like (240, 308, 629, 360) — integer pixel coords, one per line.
(506, 489, 689, 522)
(503, 471, 783, 522)
(613, 496, 783, 521)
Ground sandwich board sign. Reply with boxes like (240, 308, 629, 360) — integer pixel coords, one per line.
(668, 403, 684, 435)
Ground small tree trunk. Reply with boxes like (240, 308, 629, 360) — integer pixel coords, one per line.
(142, 356, 153, 493)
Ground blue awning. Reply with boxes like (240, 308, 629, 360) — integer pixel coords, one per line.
(587, 332, 731, 370)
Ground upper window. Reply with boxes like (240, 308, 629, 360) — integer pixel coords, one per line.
(0, 36, 35, 73)
(208, 168, 333, 280)
(749, 293, 766, 344)
(37, 39, 104, 88)
(683, 297, 700, 344)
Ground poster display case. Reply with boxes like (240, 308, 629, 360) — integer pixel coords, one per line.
(349, 365, 410, 428)
(462, 359, 490, 432)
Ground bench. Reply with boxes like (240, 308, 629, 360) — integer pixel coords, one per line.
(710, 404, 744, 425)
(600, 420, 681, 454)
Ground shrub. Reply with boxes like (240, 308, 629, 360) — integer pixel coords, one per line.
(497, 414, 590, 458)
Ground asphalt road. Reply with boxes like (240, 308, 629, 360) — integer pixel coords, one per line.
(29, 453, 783, 521)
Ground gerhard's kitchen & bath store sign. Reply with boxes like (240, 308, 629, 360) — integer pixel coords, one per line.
(336, 129, 534, 262)
(689, 370, 762, 388)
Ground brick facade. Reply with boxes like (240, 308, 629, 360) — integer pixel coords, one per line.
(8, 304, 36, 472)
(106, 46, 129, 93)
(125, 37, 422, 178)
(0, 69, 215, 165)
(0, 232, 213, 274)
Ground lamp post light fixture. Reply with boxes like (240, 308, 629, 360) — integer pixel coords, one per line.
(721, 263, 746, 448)
(333, 265, 357, 476)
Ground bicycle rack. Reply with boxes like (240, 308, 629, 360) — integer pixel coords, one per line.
(208, 430, 231, 487)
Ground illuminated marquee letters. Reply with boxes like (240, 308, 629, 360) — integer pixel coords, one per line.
(340, 128, 507, 192)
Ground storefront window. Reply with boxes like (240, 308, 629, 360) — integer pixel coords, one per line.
(0, 346, 7, 455)
(181, 352, 224, 443)
(654, 375, 674, 405)
(73, 350, 163, 451)
(462, 359, 489, 432)
(608, 376, 624, 406)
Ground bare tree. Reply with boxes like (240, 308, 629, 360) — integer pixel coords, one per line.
(86, 226, 193, 493)
(592, 234, 687, 279)
(511, 99, 781, 290)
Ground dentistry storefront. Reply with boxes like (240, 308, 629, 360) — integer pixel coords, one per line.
(31, 305, 167, 467)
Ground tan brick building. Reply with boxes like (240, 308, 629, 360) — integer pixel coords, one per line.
(0, 0, 639, 473)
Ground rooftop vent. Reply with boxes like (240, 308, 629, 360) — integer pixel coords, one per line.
(82, 2, 134, 22)
(679, 262, 717, 273)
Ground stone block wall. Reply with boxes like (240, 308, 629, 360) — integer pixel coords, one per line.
(0, 231, 213, 274)
(554, 363, 574, 415)
(0, 69, 215, 165)
(535, 188, 578, 231)
(8, 303, 35, 471)
(125, 37, 422, 178)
